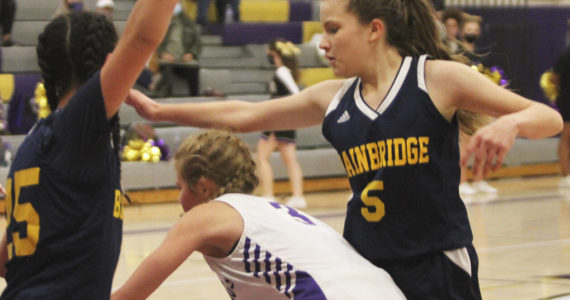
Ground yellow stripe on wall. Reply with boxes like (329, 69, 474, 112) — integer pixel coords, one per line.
(0, 74, 15, 102)
(240, 0, 289, 22)
(302, 21, 323, 43)
(300, 68, 340, 87)
(183, 0, 219, 22)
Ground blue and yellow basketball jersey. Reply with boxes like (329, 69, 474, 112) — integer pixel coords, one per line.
(322, 55, 472, 261)
(2, 72, 123, 299)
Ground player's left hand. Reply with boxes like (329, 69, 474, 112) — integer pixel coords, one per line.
(460, 116, 519, 177)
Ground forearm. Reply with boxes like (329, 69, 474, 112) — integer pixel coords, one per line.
(0, 234, 8, 278)
(505, 102, 563, 139)
(157, 100, 258, 132)
(112, 254, 177, 300)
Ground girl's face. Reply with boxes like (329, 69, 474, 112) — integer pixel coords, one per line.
(176, 174, 205, 212)
(444, 18, 460, 39)
(319, 0, 370, 77)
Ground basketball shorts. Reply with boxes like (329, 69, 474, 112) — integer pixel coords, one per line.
(372, 244, 482, 300)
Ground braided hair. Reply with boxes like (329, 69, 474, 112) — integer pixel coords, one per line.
(36, 11, 121, 163)
(174, 130, 259, 199)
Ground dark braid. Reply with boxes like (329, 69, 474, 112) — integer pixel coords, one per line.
(36, 11, 121, 162)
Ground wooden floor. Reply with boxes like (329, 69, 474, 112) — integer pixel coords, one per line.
(1, 175, 570, 299)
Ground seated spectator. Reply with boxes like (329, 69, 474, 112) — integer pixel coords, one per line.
(441, 8, 463, 54)
(95, 0, 114, 19)
(0, 0, 16, 46)
(154, 2, 202, 97)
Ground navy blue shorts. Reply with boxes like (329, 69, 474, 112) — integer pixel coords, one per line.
(261, 130, 296, 143)
(372, 244, 482, 300)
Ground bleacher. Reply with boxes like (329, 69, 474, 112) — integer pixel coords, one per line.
(0, 0, 562, 206)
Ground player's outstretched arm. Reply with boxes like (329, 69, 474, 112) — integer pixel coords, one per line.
(126, 79, 345, 132)
(427, 60, 563, 177)
(111, 202, 242, 300)
(101, 0, 179, 119)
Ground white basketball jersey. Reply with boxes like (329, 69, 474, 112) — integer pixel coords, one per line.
(203, 194, 405, 300)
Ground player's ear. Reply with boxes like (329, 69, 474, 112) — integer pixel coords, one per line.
(197, 177, 218, 201)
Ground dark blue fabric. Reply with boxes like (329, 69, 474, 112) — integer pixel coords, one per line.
(2, 71, 122, 300)
(460, 7, 570, 103)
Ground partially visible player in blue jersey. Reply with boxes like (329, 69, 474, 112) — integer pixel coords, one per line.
(124, 0, 563, 298)
(0, 0, 180, 298)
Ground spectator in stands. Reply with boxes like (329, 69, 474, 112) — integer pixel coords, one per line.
(553, 46, 570, 187)
(197, 0, 240, 28)
(441, 8, 463, 54)
(457, 13, 498, 195)
(0, 0, 16, 46)
(0, 0, 179, 297)
(96, 0, 115, 19)
(54, 0, 84, 17)
(257, 39, 306, 209)
(154, 2, 202, 97)
(459, 13, 483, 59)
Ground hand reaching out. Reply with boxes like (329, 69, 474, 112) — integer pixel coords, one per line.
(460, 116, 519, 177)
(126, 89, 162, 122)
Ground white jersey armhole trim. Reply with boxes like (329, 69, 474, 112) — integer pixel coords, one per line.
(203, 195, 248, 261)
(417, 54, 429, 93)
(443, 247, 472, 277)
(325, 77, 357, 117)
(276, 66, 300, 94)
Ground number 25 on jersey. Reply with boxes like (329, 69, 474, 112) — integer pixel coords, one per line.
(5, 167, 40, 260)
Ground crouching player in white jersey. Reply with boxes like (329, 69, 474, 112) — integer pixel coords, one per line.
(112, 129, 405, 300)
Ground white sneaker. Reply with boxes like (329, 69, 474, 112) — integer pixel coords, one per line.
(285, 197, 307, 209)
(559, 175, 570, 187)
(459, 182, 476, 195)
(471, 180, 498, 193)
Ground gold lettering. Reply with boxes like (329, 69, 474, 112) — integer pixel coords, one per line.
(386, 139, 394, 167)
(349, 148, 362, 174)
(366, 142, 381, 170)
(419, 137, 429, 163)
(354, 145, 369, 173)
(114, 190, 124, 220)
(341, 151, 356, 177)
(377, 141, 387, 168)
(406, 137, 419, 164)
(393, 138, 406, 166)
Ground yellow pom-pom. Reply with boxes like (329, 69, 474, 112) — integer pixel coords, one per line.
(540, 70, 558, 103)
(34, 82, 51, 119)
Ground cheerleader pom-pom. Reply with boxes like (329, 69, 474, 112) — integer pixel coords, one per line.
(121, 139, 162, 163)
(539, 70, 558, 103)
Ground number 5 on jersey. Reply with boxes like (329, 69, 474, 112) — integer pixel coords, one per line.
(5, 167, 40, 259)
(360, 180, 385, 222)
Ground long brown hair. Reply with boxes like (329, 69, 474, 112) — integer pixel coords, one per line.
(346, 0, 487, 134)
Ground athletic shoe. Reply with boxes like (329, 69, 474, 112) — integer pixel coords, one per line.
(285, 197, 307, 209)
(459, 182, 476, 195)
(559, 175, 570, 187)
(471, 180, 498, 193)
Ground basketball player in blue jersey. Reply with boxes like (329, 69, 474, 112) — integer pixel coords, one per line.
(0, 1, 180, 298)
(125, 0, 563, 298)
(112, 129, 405, 300)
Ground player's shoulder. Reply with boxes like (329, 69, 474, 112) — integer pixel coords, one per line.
(303, 78, 356, 107)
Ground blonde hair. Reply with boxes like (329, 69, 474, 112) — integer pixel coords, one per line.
(174, 130, 259, 197)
